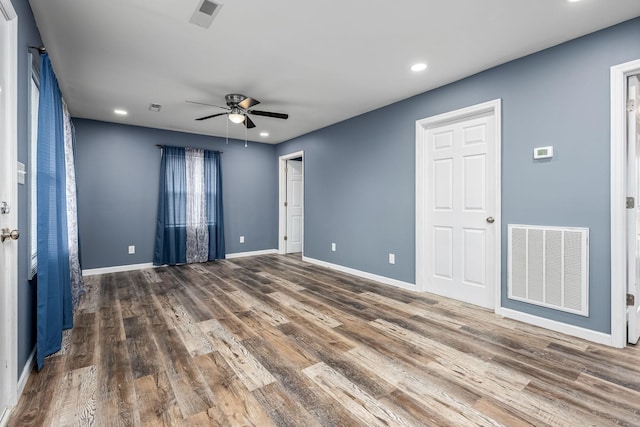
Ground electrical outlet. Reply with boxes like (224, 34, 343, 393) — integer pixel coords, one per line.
(128, 245, 135, 255)
(331, 243, 336, 252)
(240, 236, 245, 243)
(389, 253, 395, 264)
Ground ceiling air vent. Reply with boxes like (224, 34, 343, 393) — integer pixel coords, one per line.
(189, 0, 223, 29)
(149, 103, 162, 112)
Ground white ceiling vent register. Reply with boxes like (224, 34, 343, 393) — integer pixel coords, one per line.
(508, 225, 589, 316)
(189, 0, 223, 29)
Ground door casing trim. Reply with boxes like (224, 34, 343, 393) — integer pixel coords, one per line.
(0, 0, 19, 423)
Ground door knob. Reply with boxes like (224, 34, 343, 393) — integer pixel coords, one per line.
(1, 228, 19, 242)
(486, 217, 495, 224)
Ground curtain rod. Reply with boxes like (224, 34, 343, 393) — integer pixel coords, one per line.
(155, 144, 222, 153)
(28, 46, 46, 54)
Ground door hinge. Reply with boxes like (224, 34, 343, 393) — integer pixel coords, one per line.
(284, 236, 287, 241)
(628, 99, 636, 113)
(627, 197, 635, 209)
(628, 293, 635, 306)
(284, 201, 288, 207)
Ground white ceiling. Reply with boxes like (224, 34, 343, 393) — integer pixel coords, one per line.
(28, 0, 640, 144)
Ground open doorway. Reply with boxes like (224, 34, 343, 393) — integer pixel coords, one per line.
(611, 59, 640, 348)
(278, 151, 304, 255)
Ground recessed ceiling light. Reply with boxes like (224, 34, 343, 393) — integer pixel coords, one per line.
(411, 63, 428, 72)
(567, 0, 582, 2)
(114, 109, 128, 116)
(259, 132, 269, 137)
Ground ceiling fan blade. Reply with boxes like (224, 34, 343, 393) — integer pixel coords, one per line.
(238, 97, 260, 110)
(186, 100, 228, 110)
(248, 109, 289, 120)
(244, 115, 256, 129)
(195, 112, 227, 121)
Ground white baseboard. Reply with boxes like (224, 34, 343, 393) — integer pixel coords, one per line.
(17, 348, 35, 397)
(81, 250, 279, 276)
(1, 348, 37, 427)
(82, 262, 156, 276)
(302, 256, 416, 292)
(496, 306, 615, 347)
(226, 249, 278, 259)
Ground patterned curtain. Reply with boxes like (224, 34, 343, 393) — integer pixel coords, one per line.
(62, 102, 84, 307)
(154, 146, 225, 265)
(185, 148, 209, 263)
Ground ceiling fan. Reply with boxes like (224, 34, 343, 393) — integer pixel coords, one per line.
(192, 94, 289, 129)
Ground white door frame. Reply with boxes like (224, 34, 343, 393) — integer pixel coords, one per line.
(416, 99, 502, 310)
(0, 0, 19, 422)
(611, 58, 640, 348)
(278, 151, 304, 255)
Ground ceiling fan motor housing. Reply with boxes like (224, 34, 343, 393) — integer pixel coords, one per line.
(225, 94, 246, 107)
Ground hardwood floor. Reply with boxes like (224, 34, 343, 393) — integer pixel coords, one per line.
(8, 254, 640, 426)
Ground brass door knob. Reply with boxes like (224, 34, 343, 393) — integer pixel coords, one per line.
(1, 228, 19, 242)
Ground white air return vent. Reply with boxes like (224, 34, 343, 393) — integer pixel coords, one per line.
(508, 225, 589, 316)
(189, 0, 223, 29)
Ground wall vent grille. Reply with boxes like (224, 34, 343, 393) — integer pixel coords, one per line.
(199, 0, 218, 15)
(508, 224, 589, 316)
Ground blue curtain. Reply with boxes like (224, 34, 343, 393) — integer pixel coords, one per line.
(154, 146, 225, 265)
(154, 146, 187, 265)
(36, 54, 73, 370)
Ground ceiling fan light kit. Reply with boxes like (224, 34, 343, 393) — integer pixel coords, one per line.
(228, 111, 245, 124)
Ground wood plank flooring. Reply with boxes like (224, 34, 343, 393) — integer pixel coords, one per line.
(8, 254, 640, 426)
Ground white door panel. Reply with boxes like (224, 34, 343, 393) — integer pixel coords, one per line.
(463, 154, 486, 210)
(433, 159, 453, 210)
(286, 160, 303, 253)
(433, 227, 453, 279)
(463, 228, 486, 286)
(419, 109, 498, 309)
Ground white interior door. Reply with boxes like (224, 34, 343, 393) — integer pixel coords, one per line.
(628, 75, 640, 345)
(420, 110, 498, 309)
(286, 160, 303, 253)
(0, 0, 19, 422)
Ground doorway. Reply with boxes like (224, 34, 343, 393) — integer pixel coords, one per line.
(0, 0, 19, 422)
(278, 151, 304, 255)
(416, 100, 501, 310)
(611, 60, 640, 348)
(624, 72, 640, 345)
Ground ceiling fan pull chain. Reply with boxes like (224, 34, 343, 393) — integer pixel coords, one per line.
(245, 121, 248, 148)
(226, 117, 229, 144)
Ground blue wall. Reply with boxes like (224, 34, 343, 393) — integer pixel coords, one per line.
(11, 0, 42, 380)
(74, 120, 278, 269)
(278, 18, 640, 334)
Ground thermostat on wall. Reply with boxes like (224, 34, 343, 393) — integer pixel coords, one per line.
(533, 146, 553, 160)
